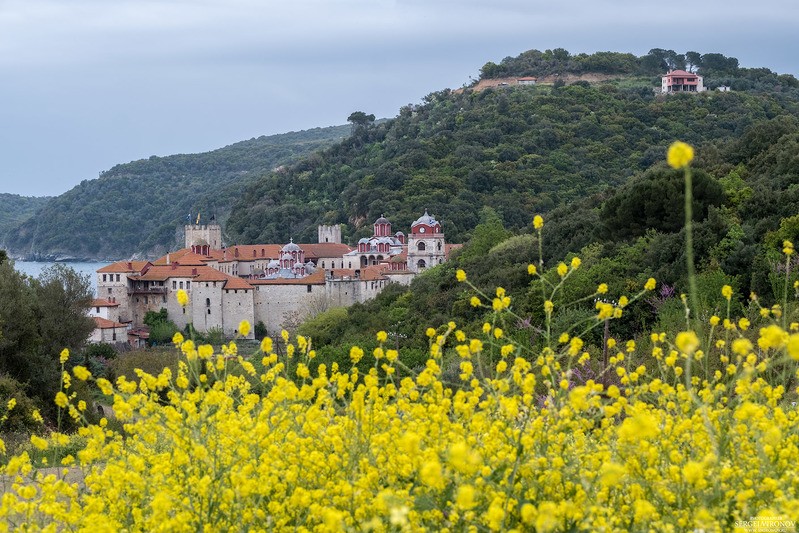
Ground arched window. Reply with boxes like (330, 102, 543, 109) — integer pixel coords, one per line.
(417, 259, 427, 269)
(417, 242, 426, 251)
(206, 298, 211, 307)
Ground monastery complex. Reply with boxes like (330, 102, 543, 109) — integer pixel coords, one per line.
(93, 212, 459, 342)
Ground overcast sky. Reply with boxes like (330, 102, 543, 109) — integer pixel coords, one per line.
(1, 0, 797, 197)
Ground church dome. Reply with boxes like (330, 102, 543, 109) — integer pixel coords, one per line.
(267, 259, 279, 268)
(374, 215, 390, 225)
(412, 210, 438, 227)
(281, 239, 301, 253)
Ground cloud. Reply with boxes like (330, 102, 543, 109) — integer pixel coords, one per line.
(0, 0, 797, 196)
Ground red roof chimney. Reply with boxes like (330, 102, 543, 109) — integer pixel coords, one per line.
(127, 262, 133, 270)
(234, 248, 239, 257)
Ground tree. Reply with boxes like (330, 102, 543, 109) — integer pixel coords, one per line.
(347, 111, 376, 133)
(685, 51, 702, 72)
(34, 264, 95, 361)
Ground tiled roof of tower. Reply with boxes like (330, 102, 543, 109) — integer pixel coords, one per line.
(223, 276, 255, 290)
(250, 269, 327, 285)
(98, 261, 150, 273)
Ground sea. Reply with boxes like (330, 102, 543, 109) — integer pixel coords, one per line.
(11, 261, 111, 297)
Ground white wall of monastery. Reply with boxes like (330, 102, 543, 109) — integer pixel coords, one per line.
(254, 284, 323, 334)
(221, 288, 255, 338)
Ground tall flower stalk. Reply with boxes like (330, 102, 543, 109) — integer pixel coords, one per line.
(669, 141, 699, 326)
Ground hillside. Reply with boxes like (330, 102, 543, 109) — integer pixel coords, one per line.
(221, 49, 799, 360)
(2, 125, 350, 260)
(225, 49, 799, 247)
(0, 194, 51, 247)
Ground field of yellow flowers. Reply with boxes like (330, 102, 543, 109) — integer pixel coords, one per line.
(2, 144, 799, 532)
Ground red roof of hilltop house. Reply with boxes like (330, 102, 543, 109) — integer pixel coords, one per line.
(97, 261, 151, 274)
(665, 70, 695, 77)
(91, 298, 119, 307)
(93, 317, 126, 329)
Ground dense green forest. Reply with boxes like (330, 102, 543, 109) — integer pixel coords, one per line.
(219, 49, 799, 370)
(2, 125, 350, 260)
(0, 194, 50, 247)
(294, 117, 799, 371)
(226, 49, 799, 246)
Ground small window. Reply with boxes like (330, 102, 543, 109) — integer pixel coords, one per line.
(95, 307, 100, 313)
(172, 281, 177, 289)
(144, 296, 148, 304)
(112, 332, 117, 341)
(116, 274, 120, 282)
(307, 285, 312, 293)
(186, 281, 190, 290)
(103, 274, 107, 282)
(179, 281, 184, 289)
(321, 261, 325, 268)
(207, 309, 211, 315)
(108, 288, 112, 295)
(183, 308, 186, 314)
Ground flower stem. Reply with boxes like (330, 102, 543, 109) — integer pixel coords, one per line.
(684, 167, 700, 327)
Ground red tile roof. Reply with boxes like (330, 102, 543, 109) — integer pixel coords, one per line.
(303, 243, 353, 259)
(93, 317, 126, 329)
(135, 265, 201, 281)
(224, 276, 255, 290)
(97, 261, 150, 273)
(665, 70, 696, 77)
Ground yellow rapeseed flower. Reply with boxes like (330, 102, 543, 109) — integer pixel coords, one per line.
(73, 366, 91, 381)
(456, 269, 467, 282)
(675, 331, 700, 354)
(644, 278, 656, 291)
(59, 349, 69, 364)
(176, 289, 189, 307)
(238, 320, 251, 337)
(667, 141, 694, 169)
(533, 215, 544, 229)
(721, 285, 733, 300)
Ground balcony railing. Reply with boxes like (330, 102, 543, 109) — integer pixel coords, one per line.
(128, 286, 167, 295)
